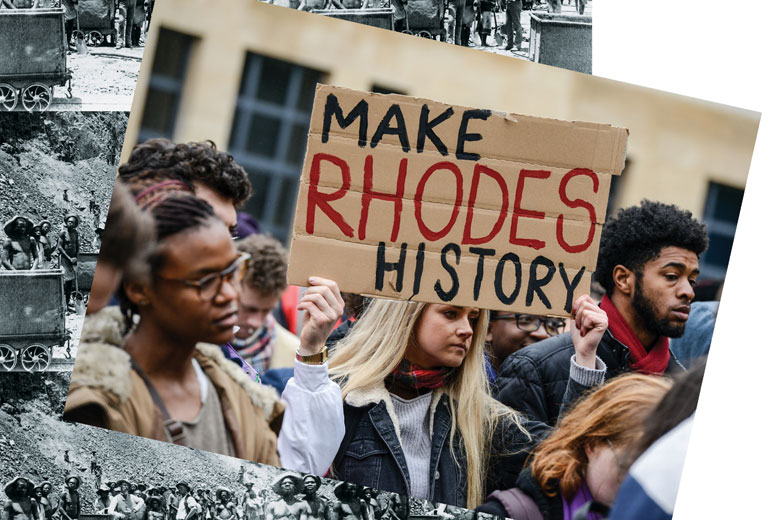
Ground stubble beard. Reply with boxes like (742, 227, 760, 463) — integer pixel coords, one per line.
(632, 276, 686, 339)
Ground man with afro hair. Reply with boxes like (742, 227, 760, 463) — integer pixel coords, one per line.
(494, 200, 708, 426)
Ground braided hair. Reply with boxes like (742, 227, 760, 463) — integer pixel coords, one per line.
(118, 193, 219, 331)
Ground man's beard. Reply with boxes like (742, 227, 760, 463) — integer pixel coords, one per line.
(632, 276, 686, 339)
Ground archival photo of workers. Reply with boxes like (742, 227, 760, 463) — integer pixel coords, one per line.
(261, 0, 592, 72)
(0, 112, 124, 372)
(0, 0, 152, 110)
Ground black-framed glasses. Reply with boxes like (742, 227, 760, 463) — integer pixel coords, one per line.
(156, 252, 250, 301)
(490, 313, 566, 336)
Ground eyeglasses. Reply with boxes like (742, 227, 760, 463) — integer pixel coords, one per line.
(490, 313, 566, 336)
(156, 253, 250, 301)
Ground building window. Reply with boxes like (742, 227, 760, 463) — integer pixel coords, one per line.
(371, 84, 407, 95)
(138, 28, 195, 142)
(228, 53, 322, 242)
(699, 181, 744, 280)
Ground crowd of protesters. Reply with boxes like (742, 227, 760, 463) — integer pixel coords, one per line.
(1, 472, 427, 520)
(63, 138, 716, 520)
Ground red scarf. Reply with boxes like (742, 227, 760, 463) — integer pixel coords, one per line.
(387, 358, 453, 391)
(600, 294, 670, 375)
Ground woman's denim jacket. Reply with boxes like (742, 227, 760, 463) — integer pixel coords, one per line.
(330, 387, 540, 508)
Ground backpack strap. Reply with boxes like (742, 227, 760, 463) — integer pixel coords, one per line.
(486, 489, 543, 520)
(129, 356, 186, 445)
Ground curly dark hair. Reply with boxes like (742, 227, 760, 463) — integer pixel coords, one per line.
(118, 138, 252, 208)
(594, 199, 709, 295)
(236, 234, 288, 297)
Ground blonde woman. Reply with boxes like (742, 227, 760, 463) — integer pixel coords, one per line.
(327, 295, 608, 509)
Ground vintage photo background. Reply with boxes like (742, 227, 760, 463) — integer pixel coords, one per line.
(0, 3, 148, 111)
(257, 0, 592, 71)
(0, 372, 498, 520)
(0, 112, 125, 371)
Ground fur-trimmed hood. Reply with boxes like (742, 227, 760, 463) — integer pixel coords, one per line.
(70, 306, 280, 420)
(344, 383, 448, 442)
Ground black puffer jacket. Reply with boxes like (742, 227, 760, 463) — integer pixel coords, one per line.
(494, 329, 685, 426)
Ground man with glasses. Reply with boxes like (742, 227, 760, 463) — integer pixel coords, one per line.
(486, 313, 566, 373)
(495, 200, 708, 426)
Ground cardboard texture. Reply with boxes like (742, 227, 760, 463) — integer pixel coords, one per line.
(288, 85, 628, 316)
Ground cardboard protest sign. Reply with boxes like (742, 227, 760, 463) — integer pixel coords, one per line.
(288, 85, 628, 316)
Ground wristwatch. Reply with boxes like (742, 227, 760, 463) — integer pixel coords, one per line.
(296, 347, 328, 365)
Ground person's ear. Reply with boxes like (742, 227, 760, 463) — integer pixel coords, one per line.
(124, 278, 152, 307)
(584, 442, 597, 462)
(612, 265, 635, 297)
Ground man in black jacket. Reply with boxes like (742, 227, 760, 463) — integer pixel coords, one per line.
(495, 200, 709, 426)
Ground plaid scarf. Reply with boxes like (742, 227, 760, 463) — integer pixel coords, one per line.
(233, 317, 276, 375)
(387, 358, 453, 391)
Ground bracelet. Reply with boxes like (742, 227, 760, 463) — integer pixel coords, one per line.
(295, 347, 328, 365)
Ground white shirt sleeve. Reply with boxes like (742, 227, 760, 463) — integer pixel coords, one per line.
(132, 496, 145, 512)
(187, 497, 201, 513)
(277, 359, 345, 476)
(107, 496, 121, 518)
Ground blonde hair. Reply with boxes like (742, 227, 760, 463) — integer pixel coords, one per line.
(530, 373, 672, 500)
(329, 298, 526, 508)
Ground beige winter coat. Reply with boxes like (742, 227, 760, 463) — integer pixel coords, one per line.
(64, 307, 285, 465)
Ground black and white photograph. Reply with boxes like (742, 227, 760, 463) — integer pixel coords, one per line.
(0, 1, 148, 111)
(0, 111, 125, 372)
(259, 0, 591, 72)
(0, 375, 498, 520)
